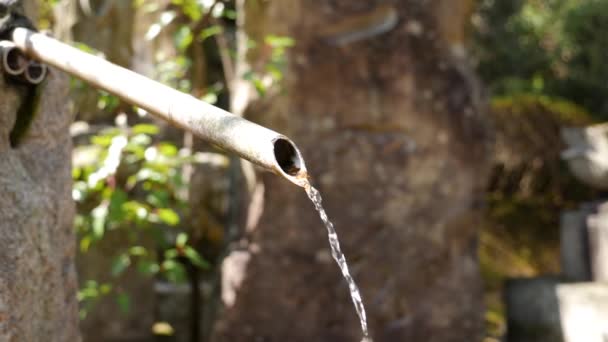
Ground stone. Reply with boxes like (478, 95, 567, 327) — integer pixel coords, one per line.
(560, 210, 591, 281)
(505, 277, 564, 342)
(587, 208, 608, 282)
(557, 283, 608, 342)
(506, 278, 608, 342)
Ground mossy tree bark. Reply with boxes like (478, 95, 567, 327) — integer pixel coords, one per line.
(0, 67, 80, 339)
(212, 1, 489, 341)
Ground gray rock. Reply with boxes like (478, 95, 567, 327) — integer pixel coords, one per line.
(587, 209, 608, 282)
(562, 124, 608, 189)
(505, 277, 564, 342)
(506, 278, 608, 342)
(561, 211, 591, 282)
(557, 283, 608, 342)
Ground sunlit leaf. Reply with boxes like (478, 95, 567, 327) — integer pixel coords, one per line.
(92, 205, 108, 239)
(184, 246, 209, 268)
(202, 92, 218, 104)
(176, 233, 188, 248)
(200, 25, 222, 40)
(152, 321, 174, 336)
(264, 35, 295, 48)
(132, 124, 160, 135)
(157, 142, 178, 157)
(131, 134, 153, 146)
(175, 26, 193, 51)
(80, 236, 92, 253)
(90, 135, 114, 147)
(129, 246, 147, 256)
(158, 208, 180, 226)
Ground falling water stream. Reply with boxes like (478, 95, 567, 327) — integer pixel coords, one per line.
(302, 180, 372, 342)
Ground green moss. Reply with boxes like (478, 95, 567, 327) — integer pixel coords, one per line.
(491, 94, 596, 126)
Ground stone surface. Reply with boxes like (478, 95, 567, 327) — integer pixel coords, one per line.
(561, 124, 608, 190)
(506, 278, 608, 342)
(505, 277, 564, 342)
(212, 1, 488, 341)
(587, 208, 608, 282)
(0, 67, 80, 340)
(557, 283, 608, 342)
(561, 210, 591, 281)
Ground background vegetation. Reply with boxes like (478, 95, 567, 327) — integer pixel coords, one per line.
(27, 0, 608, 340)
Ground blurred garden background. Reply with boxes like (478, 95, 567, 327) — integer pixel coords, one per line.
(16, 0, 608, 341)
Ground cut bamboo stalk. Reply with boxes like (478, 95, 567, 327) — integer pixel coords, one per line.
(0, 40, 27, 76)
(9, 28, 307, 186)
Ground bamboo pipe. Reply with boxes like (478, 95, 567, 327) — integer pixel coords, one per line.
(0, 40, 27, 76)
(24, 60, 47, 84)
(9, 28, 307, 186)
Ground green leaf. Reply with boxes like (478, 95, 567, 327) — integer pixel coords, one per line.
(264, 35, 295, 48)
(136, 168, 167, 183)
(146, 190, 169, 208)
(111, 254, 131, 277)
(129, 246, 147, 256)
(175, 26, 193, 51)
(202, 92, 218, 104)
(176, 233, 188, 248)
(99, 283, 112, 294)
(158, 208, 180, 226)
(116, 293, 131, 314)
(122, 201, 149, 221)
(162, 260, 187, 283)
(157, 142, 178, 157)
(91, 205, 108, 239)
(223, 9, 237, 20)
(164, 248, 179, 260)
(200, 25, 222, 40)
(90, 135, 114, 147)
(184, 246, 209, 268)
(132, 124, 160, 135)
(79, 236, 92, 253)
(162, 259, 179, 271)
(131, 134, 153, 147)
(137, 260, 160, 275)
(108, 190, 128, 222)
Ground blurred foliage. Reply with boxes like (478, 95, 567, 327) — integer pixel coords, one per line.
(72, 119, 215, 318)
(474, 0, 608, 119)
(480, 94, 597, 338)
(35, 0, 294, 325)
(473, 0, 608, 338)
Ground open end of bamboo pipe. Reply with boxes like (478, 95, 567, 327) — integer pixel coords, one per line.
(24, 61, 46, 84)
(0, 41, 27, 76)
(9, 27, 310, 186)
(273, 137, 308, 186)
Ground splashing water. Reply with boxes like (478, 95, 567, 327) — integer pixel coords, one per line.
(303, 180, 372, 342)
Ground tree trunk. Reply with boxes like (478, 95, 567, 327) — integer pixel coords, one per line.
(212, 1, 489, 341)
(0, 67, 80, 339)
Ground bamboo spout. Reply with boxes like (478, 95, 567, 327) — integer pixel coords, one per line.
(0, 40, 27, 76)
(9, 28, 307, 186)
